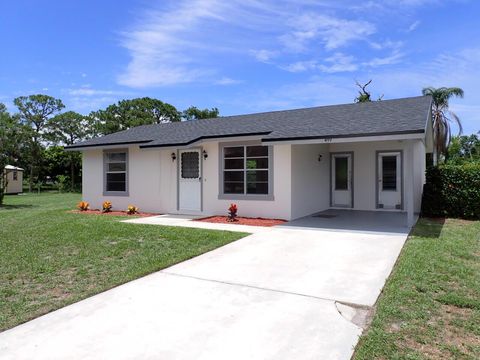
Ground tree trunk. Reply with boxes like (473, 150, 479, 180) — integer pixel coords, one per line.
(29, 164, 33, 192)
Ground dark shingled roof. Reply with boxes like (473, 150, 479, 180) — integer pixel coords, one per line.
(67, 96, 432, 149)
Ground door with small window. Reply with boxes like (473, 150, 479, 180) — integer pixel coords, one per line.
(179, 149, 202, 212)
(377, 152, 402, 210)
(331, 153, 353, 208)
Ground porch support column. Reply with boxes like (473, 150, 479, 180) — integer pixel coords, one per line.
(405, 140, 415, 228)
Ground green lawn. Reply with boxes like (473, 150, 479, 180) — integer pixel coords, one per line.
(0, 193, 247, 331)
(354, 218, 480, 360)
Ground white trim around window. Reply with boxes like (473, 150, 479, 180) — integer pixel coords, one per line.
(103, 149, 129, 196)
(218, 141, 274, 201)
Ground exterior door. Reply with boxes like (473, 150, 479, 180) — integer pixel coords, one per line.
(377, 152, 402, 210)
(179, 149, 202, 212)
(331, 153, 352, 208)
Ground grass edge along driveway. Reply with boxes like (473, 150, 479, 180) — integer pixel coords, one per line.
(0, 193, 247, 331)
(354, 218, 480, 360)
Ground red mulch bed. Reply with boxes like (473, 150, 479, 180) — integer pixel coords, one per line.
(194, 216, 286, 227)
(69, 210, 159, 217)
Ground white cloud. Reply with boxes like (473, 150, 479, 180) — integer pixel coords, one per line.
(282, 53, 358, 73)
(117, 1, 380, 87)
(281, 60, 318, 73)
(280, 13, 376, 52)
(67, 88, 130, 96)
(215, 77, 243, 85)
(407, 20, 421, 32)
(319, 53, 358, 73)
(363, 50, 404, 67)
(249, 49, 278, 63)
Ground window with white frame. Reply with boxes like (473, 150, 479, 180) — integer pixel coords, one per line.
(104, 150, 128, 193)
(223, 145, 270, 195)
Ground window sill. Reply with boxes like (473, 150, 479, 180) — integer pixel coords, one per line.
(218, 194, 274, 201)
(103, 191, 130, 197)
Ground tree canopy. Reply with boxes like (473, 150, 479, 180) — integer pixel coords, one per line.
(90, 97, 181, 135)
(13, 94, 65, 191)
(182, 106, 219, 120)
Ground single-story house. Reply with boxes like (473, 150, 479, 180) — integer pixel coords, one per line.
(67, 96, 434, 225)
(4, 165, 24, 194)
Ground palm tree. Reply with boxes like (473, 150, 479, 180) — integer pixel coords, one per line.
(422, 87, 464, 161)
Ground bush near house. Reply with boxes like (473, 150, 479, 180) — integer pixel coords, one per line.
(421, 164, 480, 219)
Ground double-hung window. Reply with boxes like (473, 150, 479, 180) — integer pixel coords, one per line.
(104, 150, 128, 195)
(223, 145, 271, 196)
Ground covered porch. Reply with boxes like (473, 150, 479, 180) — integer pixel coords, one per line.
(288, 137, 428, 227)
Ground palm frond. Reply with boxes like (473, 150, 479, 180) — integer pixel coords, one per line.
(448, 111, 463, 135)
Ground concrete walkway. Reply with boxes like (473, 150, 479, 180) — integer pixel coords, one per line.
(0, 212, 410, 360)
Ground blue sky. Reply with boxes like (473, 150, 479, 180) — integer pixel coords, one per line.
(1, 0, 479, 134)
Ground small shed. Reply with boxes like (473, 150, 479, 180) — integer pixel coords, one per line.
(4, 165, 24, 194)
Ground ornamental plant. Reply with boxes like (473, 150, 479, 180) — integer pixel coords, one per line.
(227, 203, 238, 222)
(127, 205, 139, 215)
(77, 201, 89, 211)
(102, 201, 112, 213)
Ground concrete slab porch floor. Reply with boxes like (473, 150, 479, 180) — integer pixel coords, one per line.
(0, 210, 410, 360)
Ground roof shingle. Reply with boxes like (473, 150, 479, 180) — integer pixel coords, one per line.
(67, 96, 432, 149)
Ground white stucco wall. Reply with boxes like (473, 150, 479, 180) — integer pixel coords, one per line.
(5, 170, 23, 194)
(290, 144, 330, 219)
(82, 142, 292, 219)
(81, 138, 425, 219)
(82, 146, 166, 213)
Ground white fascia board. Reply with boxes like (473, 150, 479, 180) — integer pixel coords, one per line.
(140, 135, 264, 151)
(262, 133, 425, 145)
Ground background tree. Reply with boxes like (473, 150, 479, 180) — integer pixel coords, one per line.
(354, 80, 384, 103)
(46, 111, 91, 191)
(422, 87, 464, 160)
(446, 134, 480, 164)
(0, 104, 25, 204)
(182, 106, 219, 120)
(13, 94, 65, 191)
(90, 97, 180, 135)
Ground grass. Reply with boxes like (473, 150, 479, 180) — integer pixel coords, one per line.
(0, 193, 247, 331)
(354, 218, 480, 360)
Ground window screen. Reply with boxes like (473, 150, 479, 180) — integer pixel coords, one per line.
(181, 152, 200, 179)
(382, 156, 397, 190)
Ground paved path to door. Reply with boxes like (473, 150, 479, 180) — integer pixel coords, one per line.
(0, 214, 410, 360)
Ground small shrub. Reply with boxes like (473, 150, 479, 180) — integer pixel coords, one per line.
(102, 201, 112, 213)
(77, 201, 89, 211)
(127, 205, 139, 215)
(227, 203, 238, 222)
(56, 175, 70, 193)
(421, 164, 480, 219)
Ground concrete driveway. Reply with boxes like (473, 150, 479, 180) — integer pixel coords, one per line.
(0, 212, 409, 360)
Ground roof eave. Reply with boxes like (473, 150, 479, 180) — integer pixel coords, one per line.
(261, 129, 426, 144)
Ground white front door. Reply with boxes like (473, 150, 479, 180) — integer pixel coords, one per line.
(179, 149, 202, 212)
(377, 152, 402, 210)
(331, 153, 353, 208)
